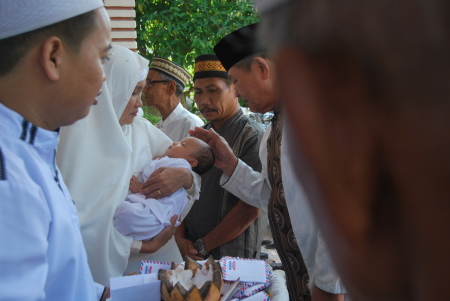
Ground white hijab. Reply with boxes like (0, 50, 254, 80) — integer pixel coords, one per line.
(57, 45, 174, 286)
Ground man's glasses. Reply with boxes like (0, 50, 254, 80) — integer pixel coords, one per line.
(145, 79, 169, 88)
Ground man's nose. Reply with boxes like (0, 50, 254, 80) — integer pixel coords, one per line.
(195, 96, 204, 106)
(198, 95, 211, 106)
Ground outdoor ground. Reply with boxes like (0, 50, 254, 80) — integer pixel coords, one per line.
(261, 226, 280, 264)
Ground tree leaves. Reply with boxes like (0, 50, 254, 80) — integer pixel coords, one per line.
(135, 0, 260, 119)
(135, 0, 260, 70)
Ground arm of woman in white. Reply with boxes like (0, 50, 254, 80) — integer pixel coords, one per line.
(131, 215, 179, 254)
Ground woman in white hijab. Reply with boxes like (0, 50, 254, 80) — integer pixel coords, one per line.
(57, 45, 197, 286)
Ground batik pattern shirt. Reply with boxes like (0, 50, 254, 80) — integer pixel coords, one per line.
(221, 119, 347, 294)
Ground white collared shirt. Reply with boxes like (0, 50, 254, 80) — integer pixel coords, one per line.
(156, 103, 204, 141)
(0, 103, 102, 300)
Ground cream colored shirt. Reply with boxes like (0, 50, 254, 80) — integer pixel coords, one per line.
(156, 103, 204, 141)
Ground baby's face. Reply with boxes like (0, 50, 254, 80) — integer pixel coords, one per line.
(165, 137, 203, 160)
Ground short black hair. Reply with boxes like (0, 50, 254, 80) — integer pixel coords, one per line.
(218, 77, 233, 87)
(0, 10, 98, 77)
(234, 52, 267, 72)
(191, 144, 215, 175)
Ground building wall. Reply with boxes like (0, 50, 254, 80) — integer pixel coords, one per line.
(105, 0, 137, 50)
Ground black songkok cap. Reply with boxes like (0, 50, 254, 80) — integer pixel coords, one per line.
(193, 54, 228, 81)
(213, 23, 265, 71)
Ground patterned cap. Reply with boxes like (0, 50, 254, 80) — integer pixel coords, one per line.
(213, 23, 265, 71)
(149, 56, 192, 89)
(253, 0, 292, 14)
(193, 54, 228, 81)
(0, 0, 104, 40)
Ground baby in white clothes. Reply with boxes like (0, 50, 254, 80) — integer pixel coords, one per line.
(114, 137, 214, 240)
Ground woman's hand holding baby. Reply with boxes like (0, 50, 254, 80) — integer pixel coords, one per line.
(139, 167, 192, 199)
(140, 214, 178, 253)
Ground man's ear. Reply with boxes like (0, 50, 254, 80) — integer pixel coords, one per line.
(254, 57, 270, 80)
(39, 36, 65, 81)
(166, 80, 176, 96)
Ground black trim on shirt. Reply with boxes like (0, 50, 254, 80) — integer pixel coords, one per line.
(0, 147, 6, 181)
(53, 168, 63, 191)
(29, 125, 37, 145)
(52, 150, 63, 191)
(20, 119, 29, 141)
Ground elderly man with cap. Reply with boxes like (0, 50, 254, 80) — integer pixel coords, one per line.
(0, 0, 111, 300)
(254, 0, 450, 300)
(176, 54, 265, 261)
(144, 56, 204, 141)
(190, 24, 347, 300)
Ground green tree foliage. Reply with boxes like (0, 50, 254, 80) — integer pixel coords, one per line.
(135, 0, 260, 68)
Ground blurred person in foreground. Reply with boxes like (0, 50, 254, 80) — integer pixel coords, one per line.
(255, 0, 450, 300)
(0, 0, 111, 299)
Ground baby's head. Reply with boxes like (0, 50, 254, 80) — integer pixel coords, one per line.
(165, 137, 214, 175)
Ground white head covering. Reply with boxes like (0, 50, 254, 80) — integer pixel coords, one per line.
(0, 0, 104, 40)
(106, 47, 149, 120)
(56, 46, 161, 285)
(136, 69, 148, 120)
